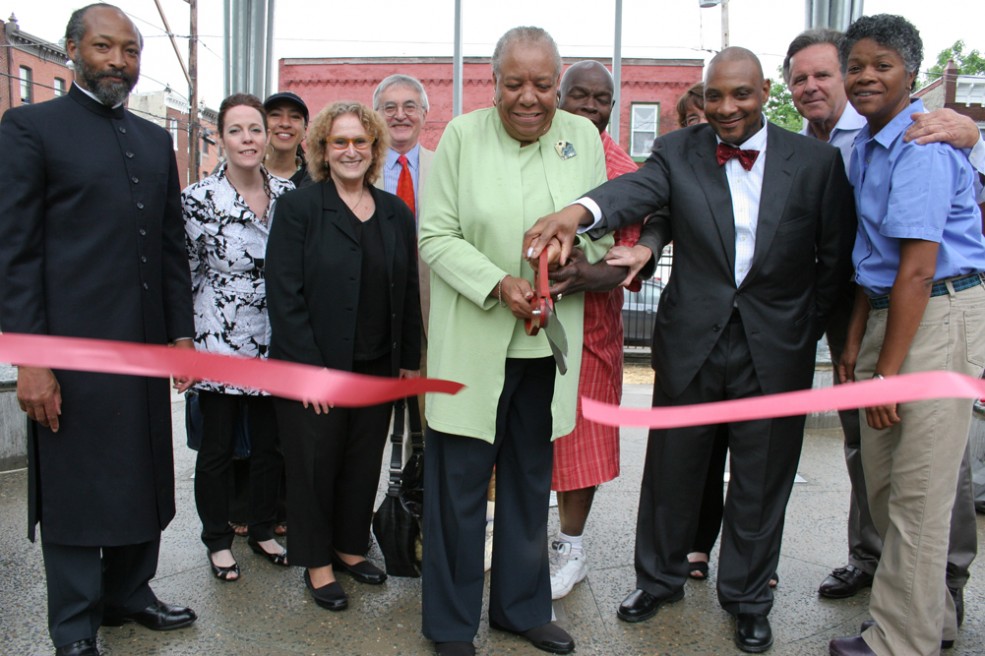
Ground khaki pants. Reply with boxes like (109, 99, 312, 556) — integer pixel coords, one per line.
(856, 283, 985, 656)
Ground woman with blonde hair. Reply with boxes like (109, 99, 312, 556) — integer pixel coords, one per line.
(266, 101, 421, 611)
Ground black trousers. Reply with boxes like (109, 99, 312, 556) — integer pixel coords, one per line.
(635, 318, 806, 616)
(275, 355, 393, 567)
(689, 424, 728, 555)
(41, 537, 159, 648)
(195, 392, 281, 551)
(422, 357, 556, 643)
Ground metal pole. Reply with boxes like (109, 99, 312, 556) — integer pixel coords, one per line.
(611, 0, 622, 145)
(453, 0, 462, 117)
(189, 0, 200, 184)
(264, 0, 275, 99)
(721, 0, 729, 48)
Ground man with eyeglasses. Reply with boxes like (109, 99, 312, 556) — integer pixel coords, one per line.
(373, 74, 433, 220)
(373, 73, 435, 455)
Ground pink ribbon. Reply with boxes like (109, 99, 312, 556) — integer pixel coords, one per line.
(582, 371, 983, 429)
(0, 333, 463, 406)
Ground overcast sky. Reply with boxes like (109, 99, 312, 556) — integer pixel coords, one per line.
(4, 0, 981, 110)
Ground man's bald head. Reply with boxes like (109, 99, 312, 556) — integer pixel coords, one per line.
(706, 47, 764, 85)
(702, 47, 770, 145)
(558, 60, 615, 134)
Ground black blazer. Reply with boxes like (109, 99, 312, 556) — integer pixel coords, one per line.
(0, 85, 194, 544)
(266, 181, 422, 376)
(590, 123, 856, 398)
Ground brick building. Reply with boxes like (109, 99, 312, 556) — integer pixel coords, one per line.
(915, 59, 985, 141)
(278, 56, 704, 159)
(129, 89, 221, 187)
(1, 14, 71, 112)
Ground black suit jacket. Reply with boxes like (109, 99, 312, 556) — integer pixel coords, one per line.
(0, 85, 194, 544)
(266, 181, 421, 376)
(590, 123, 855, 398)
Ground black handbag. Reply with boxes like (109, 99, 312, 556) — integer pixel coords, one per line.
(372, 397, 424, 577)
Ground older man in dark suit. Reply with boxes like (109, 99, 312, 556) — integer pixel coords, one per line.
(0, 5, 196, 655)
(524, 47, 855, 653)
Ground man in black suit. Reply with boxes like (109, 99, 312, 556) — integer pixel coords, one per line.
(524, 47, 855, 653)
(0, 5, 196, 655)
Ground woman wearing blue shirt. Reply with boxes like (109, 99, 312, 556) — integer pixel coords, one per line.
(831, 15, 985, 656)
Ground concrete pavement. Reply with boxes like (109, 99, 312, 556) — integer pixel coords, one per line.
(1, 381, 982, 655)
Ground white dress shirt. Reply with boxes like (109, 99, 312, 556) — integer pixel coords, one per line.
(720, 121, 768, 287)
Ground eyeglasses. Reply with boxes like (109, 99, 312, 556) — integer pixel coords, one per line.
(327, 137, 374, 151)
(381, 101, 422, 117)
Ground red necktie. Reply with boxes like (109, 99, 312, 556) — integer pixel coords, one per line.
(396, 155, 416, 216)
(716, 143, 759, 171)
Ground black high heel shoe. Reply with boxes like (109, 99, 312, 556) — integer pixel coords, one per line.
(208, 550, 240, 581)
(248, 536, 289, 566)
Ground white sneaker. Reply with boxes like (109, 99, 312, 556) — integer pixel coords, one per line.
(549, 539, 587, 599)
(483, 519, 494, 572)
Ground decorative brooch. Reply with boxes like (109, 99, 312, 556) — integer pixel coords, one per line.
(555, 140, 576, 160)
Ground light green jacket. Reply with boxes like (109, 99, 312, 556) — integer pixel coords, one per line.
(419, 107, 611, 442)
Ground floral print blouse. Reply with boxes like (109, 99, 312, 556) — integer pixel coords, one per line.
(182, 163, 294, 394)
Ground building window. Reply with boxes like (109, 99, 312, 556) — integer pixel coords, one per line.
(54, 78, 66, 97)
(630, 103, 660, 158)
(19, 66, 33, 104)
(167, 118, 179, 151)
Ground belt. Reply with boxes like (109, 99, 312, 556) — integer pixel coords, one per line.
(868, 272, 985, 310)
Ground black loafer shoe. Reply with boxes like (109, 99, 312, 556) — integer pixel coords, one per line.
(829, 636, 876, 655)
(55, 639, 100, 656)
(304, 570, 348, 611)
(861, 618, 954, 649)
(434, 641, 476, 656)
(489, 621, 574, 655)
(102, 599, 196, 631)
(735, 613, 772, 653)
(616, 587, 684, 623)
(818, 565, 873, 599)
(332, 555, 387, 585)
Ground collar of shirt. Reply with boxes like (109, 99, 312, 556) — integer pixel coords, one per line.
(386, 144, 421, 171)
(802, 103, 866, 168)
(73, 81, 125, 109)
(716, 118, 767, 289)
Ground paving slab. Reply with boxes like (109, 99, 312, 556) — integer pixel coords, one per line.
(0, 383, 982, 655)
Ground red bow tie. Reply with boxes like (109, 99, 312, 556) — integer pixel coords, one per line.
(716, 143, 759, 171)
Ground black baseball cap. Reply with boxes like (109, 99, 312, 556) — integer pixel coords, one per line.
(263, 91, 309, 123)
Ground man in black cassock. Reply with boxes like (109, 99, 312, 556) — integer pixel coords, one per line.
(0, 4, 196, 655)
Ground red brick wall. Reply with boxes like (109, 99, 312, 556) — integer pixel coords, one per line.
(278, 57, 702, 154)
(7, 46, 70, 109)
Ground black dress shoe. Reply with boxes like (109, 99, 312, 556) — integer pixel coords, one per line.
(434, 641, 476, 656)
(55, 639, 100, 656)
(332, 555, 387, 585)
(734, 613, 772, 653)
(489, 621, 574, 655)
(102, 599, 196, 630)
(248, 536, 289, 567)
(304, 570, 348, 611)
(829, 636, 876, 655)
(616, 587, 684, 623)
(818, 565, 873, 599)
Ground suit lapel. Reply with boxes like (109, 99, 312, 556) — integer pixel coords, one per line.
(745, 124, 795, 285)
(374, 189, 397, 281)
(688, 130, 736, 276)
(323, 182, 359, 245)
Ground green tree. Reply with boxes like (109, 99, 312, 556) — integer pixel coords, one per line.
(924, 40, 985, 85)
(764, 68, 802, 132)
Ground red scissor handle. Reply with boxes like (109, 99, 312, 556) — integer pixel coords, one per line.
(525, 251, 554, 336)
